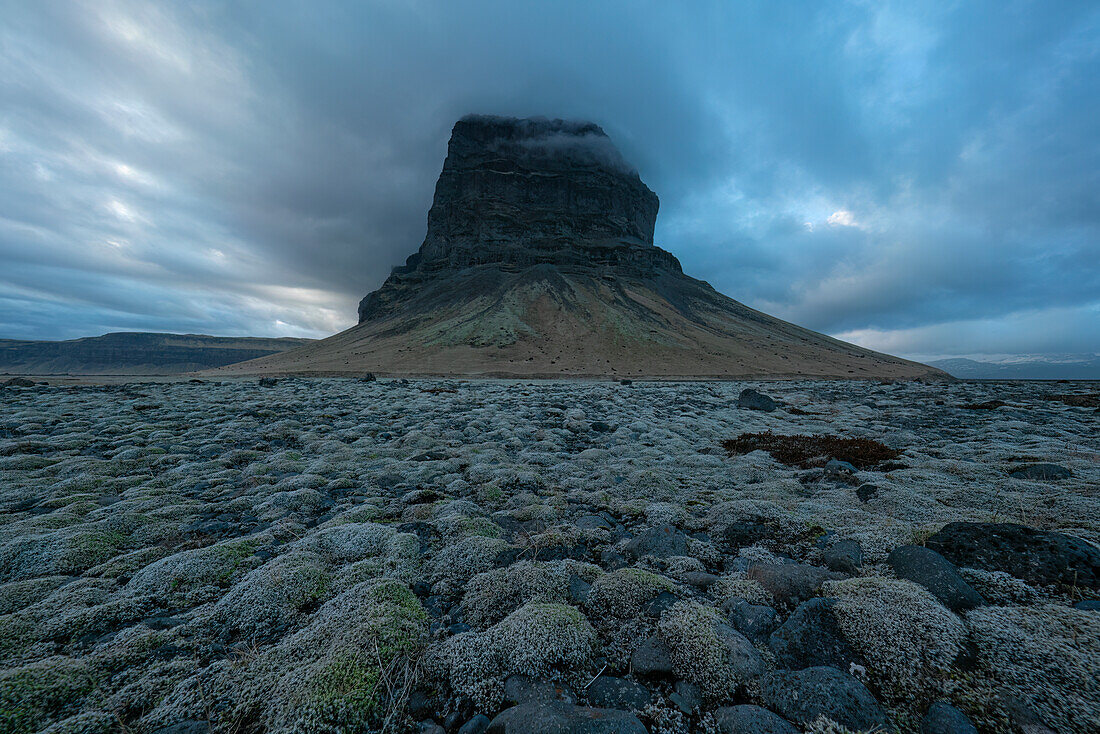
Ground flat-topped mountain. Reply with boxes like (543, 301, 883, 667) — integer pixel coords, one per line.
(216, 115, 945, 379)
(0, 332, 312, 375)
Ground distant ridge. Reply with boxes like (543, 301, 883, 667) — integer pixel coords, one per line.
(0, 332, 313, 375)
(929, 356, 1100, 380)
(214, 115, 947, 380)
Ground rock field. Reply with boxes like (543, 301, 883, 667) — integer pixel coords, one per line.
(0, 378, 1097, 733)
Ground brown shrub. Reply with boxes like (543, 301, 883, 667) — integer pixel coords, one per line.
(1048, 393, 1100, 408)
(721, 432, 901, 469)
(962, 400, 1007, 410)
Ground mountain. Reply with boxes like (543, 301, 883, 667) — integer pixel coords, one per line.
(0, 332, 313, 375)
(929, 356, 1100, 380)
(214, 115, 946, 380)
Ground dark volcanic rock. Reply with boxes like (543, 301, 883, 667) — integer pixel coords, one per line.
(769, 598, 864, 671)
(748, 563, 842, 609)
(670, 680, 702, 715)
(630, 635, 674, 677)
(921, 701, 978, 734)
(823, 539, 863, 574)
(926, 522, 1100, 589)
(584, 676, 651, 711)
(724, 599, 779, 642)
(760, 666, 891, 732)
(623, 524, 688, 559)
(1009, 463, 1072, 480)
(504, 674, 577, 706)
(458, 715, 491, 734)
(855, 483, 879, 503)
(887, 545, 985, 611)
(486, 702, 647, 734)
(712, 705, 799, 734)
(737, 388, 778, 412)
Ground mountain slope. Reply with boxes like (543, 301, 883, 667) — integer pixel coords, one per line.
(213, 116, 945, 380)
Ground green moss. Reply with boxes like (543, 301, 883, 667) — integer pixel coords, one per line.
(0, 614, 35, 660)
(271, 580, 429, 732)
(331, 505, 381, 524)
(309, 653, 382, 719)
(456, 516, 503, 539)
(210, 538, 261, 583)
(0, 657, 96, 734)
(71, 530, 127, 565)
(586, 567, 675, 619)
(491, 601, 596, 678)
(478, 485, 504, 504)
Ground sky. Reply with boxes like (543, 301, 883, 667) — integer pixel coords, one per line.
(1, 1, 1097, 364)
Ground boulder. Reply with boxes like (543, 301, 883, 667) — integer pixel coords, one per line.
(486, 702, 647, 734)
(759, 666, 891, 732)
(768, 598, 864, 671)
(712, 705, 799, 734)
(669, 680, 702, 715)
(747, 563, 842, 608)
(926, 522, 1100, 589)
(457, 715, 491, 734)
(921, 701, 978, 734)
(887, 545, 984, 611)
(737, 388, 778, 412)
(645, 591, 680, 617)
(723, 599, 778, 642)
(584, 676, 651, 711)
(504, 674, 576, 706)
(823, 539, 863, 574)
(715, 622, 766, 679)
(623, 525, 688, 559)
(630, 635, 674, 677)
(855, 483, 878, 503)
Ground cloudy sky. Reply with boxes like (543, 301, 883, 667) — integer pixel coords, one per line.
(1, 1, 1097, 362)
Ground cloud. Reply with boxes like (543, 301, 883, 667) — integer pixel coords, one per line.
(0, 0, 1097, 361)
(826, 210, 859, 228)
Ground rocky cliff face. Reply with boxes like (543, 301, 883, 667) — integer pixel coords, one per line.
(359, 116, 677, 322)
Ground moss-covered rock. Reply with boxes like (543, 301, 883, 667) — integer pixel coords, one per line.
(196, 578, 433, 733)
(430, 536, 510, 594)
(966, 603, 1099, 733)
(461, 561, 569, 628)
(585, 568, 675, 619)
(492, 602, 597, 678)
(209, 550, 334, 641)
(658, 600, 764, 700)
(125, 536, 265, 603)
(824, 577, 965, 710)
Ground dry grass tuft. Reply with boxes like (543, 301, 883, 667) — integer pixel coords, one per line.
(721, 432, 902, 469)
(961, 400, 1007, 410)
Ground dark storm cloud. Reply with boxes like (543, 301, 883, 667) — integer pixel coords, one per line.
(0, 0, 1097, 359)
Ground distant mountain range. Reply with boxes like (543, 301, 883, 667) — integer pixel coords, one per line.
(928, 356, 1100, 380)
(0, 332, 313, 375)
